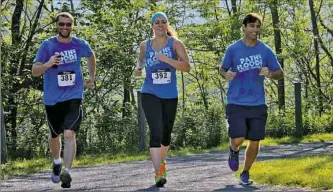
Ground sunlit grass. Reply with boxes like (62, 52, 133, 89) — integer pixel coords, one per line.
(169, 142, 230, 156)
(238, 154, 333, 190)
(1, 158, 50, 180)
(260, 133, 333, 146)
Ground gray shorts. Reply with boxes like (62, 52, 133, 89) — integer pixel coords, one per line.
(226, 104, 268, 141)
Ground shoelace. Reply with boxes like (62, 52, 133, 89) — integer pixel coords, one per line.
(241, 171, 250, 180)
(230, 151, 239, 160)
(53, 164, 62, 175)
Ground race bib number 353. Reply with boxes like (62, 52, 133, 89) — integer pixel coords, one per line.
(152, 69, 171, 84)
(57, 71, 75, 87)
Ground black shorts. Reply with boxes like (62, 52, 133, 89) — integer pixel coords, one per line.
(45, 99, 83, 138)
(226, 104, 267, 141)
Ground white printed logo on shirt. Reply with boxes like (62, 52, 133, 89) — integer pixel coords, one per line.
(237, 54, 263, 72)
(55, 49, 78, 65)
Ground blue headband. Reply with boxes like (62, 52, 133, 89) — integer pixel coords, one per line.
(150, 12, 168, 24)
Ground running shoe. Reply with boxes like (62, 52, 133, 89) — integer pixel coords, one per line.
(239, 171, 254, 185)
(51, 163, 62, 183)
(60, 170, 72, 188)
(228, 146, 239, 171)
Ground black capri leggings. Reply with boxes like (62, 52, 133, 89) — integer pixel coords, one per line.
(141, 93, 178, 148)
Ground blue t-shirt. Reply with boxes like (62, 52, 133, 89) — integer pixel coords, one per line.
(141, 37, 178, 99)
(33, 37, 93, 105)
(221, 39, 281, 106)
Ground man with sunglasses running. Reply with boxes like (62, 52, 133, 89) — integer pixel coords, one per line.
(32, 12, 96, 188)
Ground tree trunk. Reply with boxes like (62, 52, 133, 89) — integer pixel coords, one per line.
(69, 0, 77, 26)
(6, 0, 24, 157)
(270, 1, 285, 111)
(309, 0, 323, 116)
(1, 105, 7, 164)
(122, 86, 130, 118)
(0, 0, 8, 164)
(231, 0, 237, 13)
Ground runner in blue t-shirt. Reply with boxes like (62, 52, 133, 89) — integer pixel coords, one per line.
(32, 12, 96, 189)
(135, 12, 190, 187)
(220, 13, 284, 185)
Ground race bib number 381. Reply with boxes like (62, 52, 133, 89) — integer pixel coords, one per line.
(152, 69, 171, 84)
(57, 71, 75, 87)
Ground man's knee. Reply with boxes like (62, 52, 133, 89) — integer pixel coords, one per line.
(248, 140, 260, 150)
(64, 130, 75, 140)
(231, 137, 245, 147)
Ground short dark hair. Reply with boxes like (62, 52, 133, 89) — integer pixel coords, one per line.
(242, 13, 262, 26)
(55, 12, 74, 23)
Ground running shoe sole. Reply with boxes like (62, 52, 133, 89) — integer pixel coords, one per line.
(60, 171, 72, 188)
(156, 178, 167, 187)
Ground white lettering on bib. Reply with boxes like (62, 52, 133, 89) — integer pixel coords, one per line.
(57, 71, 75, 87)
(152, 69, 171, 84)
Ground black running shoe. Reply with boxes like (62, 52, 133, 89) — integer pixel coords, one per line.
(60, 170, 72, 188)
(51, 163, 62, 183)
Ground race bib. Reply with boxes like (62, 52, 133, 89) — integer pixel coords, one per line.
(57, 71, 75, 87)
(152, 69, 171, 84)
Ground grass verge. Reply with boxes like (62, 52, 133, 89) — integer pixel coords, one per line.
(260, 133, 333, 146)
(240, 154, 333, 190)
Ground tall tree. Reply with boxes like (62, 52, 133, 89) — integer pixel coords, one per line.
(269, 0, 285, 111)
(1, 107, 7, 164)
(0, 0, 7, 164)
(6, 0, 25, 156)
(309, 0, 323, 115)
(4, 0, 45, 157)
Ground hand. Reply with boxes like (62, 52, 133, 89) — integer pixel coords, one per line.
(156, 52, 169, 63)
(225, 70, 237, 80)
(135, 67, 142, 76)
(259, 67, 272, 78)
(85, 79, 94, 89)
(46, 54, 61, 68)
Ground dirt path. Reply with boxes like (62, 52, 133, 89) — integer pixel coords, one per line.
(2, 142, 332, 191)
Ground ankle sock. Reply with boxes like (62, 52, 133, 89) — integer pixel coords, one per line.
(53, 158, 62, 164)
(64, 168, 71, 175)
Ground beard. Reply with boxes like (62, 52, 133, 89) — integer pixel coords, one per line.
(58, 31, 71, 38)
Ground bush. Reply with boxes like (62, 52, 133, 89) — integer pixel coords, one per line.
(266, 107, 295, 138)
(266, 106, 333, 138)
(303, 111, 333, 134)
(172, 104, 227, 150)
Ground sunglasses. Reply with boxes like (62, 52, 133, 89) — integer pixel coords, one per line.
(154, 20, 168, 25)
(58, 22, 72, 27)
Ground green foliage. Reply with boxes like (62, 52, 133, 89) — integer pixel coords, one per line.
(172, 104, 227, 150)
(266, 106, 333, 138)
(1, 0, 333, 162)
(78, 101, 139, 155)
(266, 107, 295, 138)
(303, 111, 333, 134)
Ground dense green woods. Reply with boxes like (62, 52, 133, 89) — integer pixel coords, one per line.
(1, 0, 333, 163)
